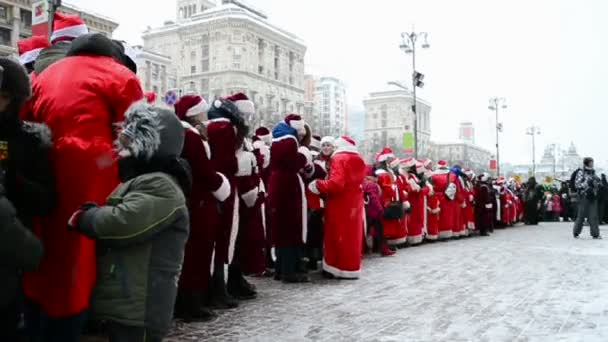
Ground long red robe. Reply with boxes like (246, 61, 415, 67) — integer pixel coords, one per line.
(426, 192, 440, 240)
(377, 169, 406, 245)
(179, 125, 230, 291)
(23, 55, 143, 317)
(314, 148, 366, 278)
(432, 169, 457, 240)
(453, 174, 467, 237)
(405, 173, 427, 245)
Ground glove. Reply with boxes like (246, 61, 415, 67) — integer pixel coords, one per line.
(68, 202, 98, 231)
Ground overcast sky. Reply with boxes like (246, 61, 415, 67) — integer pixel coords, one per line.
(71, 0, 607, 165)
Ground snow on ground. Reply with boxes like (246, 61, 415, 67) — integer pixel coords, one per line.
(167, 222, 608, 342)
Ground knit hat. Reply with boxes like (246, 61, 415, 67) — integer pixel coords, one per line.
(284, 114, 306, 135)
(174, 94, 208, 120)
(376, 147, 395, 163)
(17, 36, 50, 65)
(224, 93, 254, 115)
(50, 12, 89, 43)
(400, 157, 416, 169)
(311, 135, 321, 150)
(321, 136, 335, 146)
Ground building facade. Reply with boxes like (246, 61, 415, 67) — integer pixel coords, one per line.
(303, 74, 318, 134)
(143, 0, 306, 128)
(362, 89, 431, 160)
(313, 76, 347, 137)
(428, 142, 492, 174)
(0, 0, 117, 56)
(133, 45, 177, 107)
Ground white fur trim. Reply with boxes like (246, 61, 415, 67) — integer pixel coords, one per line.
(272, 134, 298, 144)
(185, 101, 209, 117)
(289, 119, 305, 133)
(181, 121, 201, 135)
(423, 196, 428, 234)
(321, 136, 335, 145)
(259, 134, 271, 145)
(202, 140, 211, 159)
(308, 180, 320, 195)
(467, 222, 476, 230)
(235, 100, 255, 115)
(322, 260, 360, 279)
(241, 187, 259, 208)
(377, 153, 395, 163)
(485, 203, 493, 209)
(408, 178, 421, 192)
(297, 174, 308, 243)
(298, 146, 313, 166)
(212, 173, 231, 202)
(375, 169, 388, 176)
(19, 48, 43, 65)
(387, 237, 407, 245)
(438, 230, 453, 239)
(209, 117, 231, 123)
(235, 150, 256, 177)
(252, 140, 265, 150)
(228, 189, 240, 263)
(426, 234, 438, 241)
(433, 169, 450, 175)
(334, 145, 359, 155)
(407, 235, 424, 245)
(403, 201, 411, 210)
(50, 24, 88, 42)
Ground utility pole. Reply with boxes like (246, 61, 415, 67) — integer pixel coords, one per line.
(488, 97, 507, 177)
(526, 125, 541, 176)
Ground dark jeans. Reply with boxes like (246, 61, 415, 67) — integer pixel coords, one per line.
(25, 302, 87, 342)
(106, 321, 164, 342)
(573, 197, 600, 238)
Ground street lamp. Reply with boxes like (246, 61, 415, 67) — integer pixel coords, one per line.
(526, 125, 541, 176)
(400, 31, 430, 159)
(488, 97, 507, 177)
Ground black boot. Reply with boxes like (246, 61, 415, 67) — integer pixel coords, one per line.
(174, 289, 217, 322)
(208, 265, 239, 309)
(227, 264, 257, 300)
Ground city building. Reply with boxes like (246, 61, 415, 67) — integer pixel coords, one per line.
(142, 0, 307, 128)
(458, 122, 475, 144)
(362, 89, 431, 160)
(0, 1, 118, 56)
(132, 45, 177, 107)
(313, 76, 347, 137)
(507, 142, 582, 180)
(303, 74, 318, 133)
(428, 142, 492, 174)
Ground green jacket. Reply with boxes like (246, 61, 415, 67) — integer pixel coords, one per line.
(79, 172, 189, 334)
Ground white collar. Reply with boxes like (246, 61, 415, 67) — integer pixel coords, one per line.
(333, 145, 359, 155)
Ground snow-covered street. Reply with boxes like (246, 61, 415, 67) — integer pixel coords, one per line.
(168, 223, 608, 342)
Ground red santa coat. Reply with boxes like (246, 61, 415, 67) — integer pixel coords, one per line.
(268, 135, 309, 248)
(453, 174, 467, 237)
(500, 188, 511, 226)
(23, 55, 143, 317)
(426, 192, 440, 240)
(312, 147, 366, 278)
(377, 169, 407, 245)
(405, 173, 428, 245)
(431, 169, 458, 240)
(206, 118, 239, 263)
(396, 174, 410, 242)
(179, 124, 231, 291)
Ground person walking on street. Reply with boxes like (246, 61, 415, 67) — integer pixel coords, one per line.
(573, 157, 601, 239)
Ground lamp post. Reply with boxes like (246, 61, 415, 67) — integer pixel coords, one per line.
(488, 97, 507, 177)
(526, 125, 541, 176)
(400, 31, 429, 159)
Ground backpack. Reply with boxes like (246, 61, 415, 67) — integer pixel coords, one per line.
(569, 168, 581, 191)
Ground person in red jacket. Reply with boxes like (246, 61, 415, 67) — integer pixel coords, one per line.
(172, 94, 231, 322)
(22, 33, 143, 341)
(376, 148, 407, 246)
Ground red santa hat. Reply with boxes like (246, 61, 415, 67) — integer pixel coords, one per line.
(284, 114, 306, 135)
(50, 12, 89, 43)
(423, 158, 433, 169)
(311, 135, 321, 150)
(144, 92, 157, 104)
(376, 147, 395, 163)
(174, 95, 209, 121)
(255, 126, 271, 145)
(437, 160, 449, 169)
(464, 168, 475, 178)
(334, 136, 357, 153)
(496, 176, 506, 185)
(399, 157, 416, 169)
(225, 92, 254, 115)
(17, 36, 50, 65)
(415, 161, 426, 174)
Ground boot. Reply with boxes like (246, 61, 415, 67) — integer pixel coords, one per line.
(174, 289, 217, 322)
(208, 266, 239, 309)
(380, 243, 396, 257)
(227, 264, 257, 300)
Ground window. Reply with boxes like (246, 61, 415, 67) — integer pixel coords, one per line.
(0, 6, 8, 20)
(191, 51, 196, 59)
(191, 65, 196, 74)
(202, 45, 209, 58)
(21, 10, 32, 28)
(152, 64, 159, 80)
(258, 65, 264, 74)
(202, 59, 209, 72)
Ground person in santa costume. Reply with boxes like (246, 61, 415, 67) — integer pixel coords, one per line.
(474, 173, 494, 236)
(17, 36, 50, 74)
(425, 173, 441, 241)
(22, 33, 142, 340)
(205, 96, 248, 308)
(431, 161, 459, 240)
(318, 136, 335, 170)
(268, 114, 315, 283)
(450, 165, 468, 237)
(463, 168, 477, 234)
(376, 147, 407, 246)
(309, 136, 367, 279)
(305, 134, 328, 270)
(253, 126, 274, 271)
(172, 94, 231, 322)
(34, 12, 89, 76)
(396, 158, 419, 245)
(495, 177, 510, 228)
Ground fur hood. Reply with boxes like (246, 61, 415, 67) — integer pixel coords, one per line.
(21, 121, 52, 149)
(67, 33, 136, 73)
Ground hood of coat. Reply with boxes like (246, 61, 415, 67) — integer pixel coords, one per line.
(67, 33, 135, 73)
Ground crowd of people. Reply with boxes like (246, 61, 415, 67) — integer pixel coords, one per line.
(0, 11, 603, 342)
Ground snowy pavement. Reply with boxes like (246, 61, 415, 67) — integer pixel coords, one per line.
(167, 222, 608, 342)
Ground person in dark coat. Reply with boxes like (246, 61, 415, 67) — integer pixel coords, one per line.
(559, 181, 572, 222)
(524, 177, 542, 225)
(598, 174, 608, 224)
(474, 173, 494, 236)
(0, 57, 52, 342)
